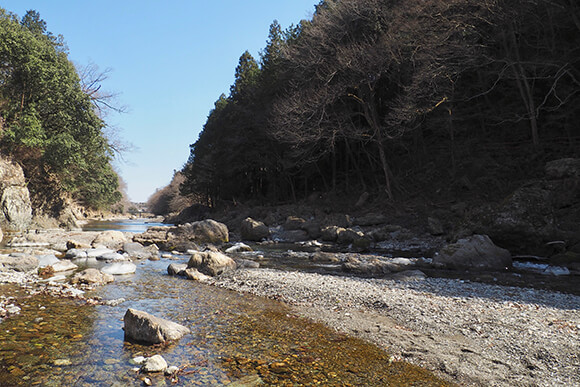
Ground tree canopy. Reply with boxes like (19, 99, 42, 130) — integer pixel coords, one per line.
(179, 0, 580, 206)
(0, 8, 122, 211)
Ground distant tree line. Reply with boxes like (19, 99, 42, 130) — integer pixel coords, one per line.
(0, 8, 122, 212)
(182, 0, 580, 206)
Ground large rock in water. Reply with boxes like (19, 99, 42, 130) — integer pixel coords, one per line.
(101, 262, 137, 275)
(188, 251, 237, 276)
(433, 234, 511, 271)
(0, 157, 32, 230)
(0, 254, 38, 272)
(92, 230, 128, 249)
(169, 219, 229, 244)
(123, 308, 190, 344)
(71, 268, 115, 285)
(240, 217, 269, 241)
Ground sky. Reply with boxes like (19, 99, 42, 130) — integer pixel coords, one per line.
(0, 0, 317, 202)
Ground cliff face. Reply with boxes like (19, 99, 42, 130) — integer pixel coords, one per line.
(0, 156, 32, 231)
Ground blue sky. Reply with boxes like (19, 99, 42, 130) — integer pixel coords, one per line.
(1, 1, 317, 202)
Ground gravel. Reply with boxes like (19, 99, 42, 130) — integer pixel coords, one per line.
(212, 268, 580, 386)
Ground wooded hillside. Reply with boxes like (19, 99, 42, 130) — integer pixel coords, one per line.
(0, 9, 122, 213)
(181, 0, 580, 207)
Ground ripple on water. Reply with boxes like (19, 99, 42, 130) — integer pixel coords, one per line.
(0, 260, 450, 386)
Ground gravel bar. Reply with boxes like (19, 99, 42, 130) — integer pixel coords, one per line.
(212, 268, 580, 386)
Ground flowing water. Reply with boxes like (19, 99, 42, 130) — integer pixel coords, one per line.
(0, 221, 449, 386)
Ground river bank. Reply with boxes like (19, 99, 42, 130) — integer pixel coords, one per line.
(212, 268, 580, 386)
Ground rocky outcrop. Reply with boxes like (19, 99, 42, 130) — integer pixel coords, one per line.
(123, 308, 190, 344)
(240, 217, 269, 241)
(133, 219, 229, 250)
(433, 234, 512, 271)
(0, 157, 32, 230)
(188, 251, 236, 276)
(92, 230, 128, 249)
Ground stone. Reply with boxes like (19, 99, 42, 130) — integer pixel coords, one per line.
(101, 262, 137, 275)
(226, 374, 264, 386)
(183, 267, 212, 281)
(273, 229, 309, 243)
(169, 219, 229, 244)
(0, 254, 38, 272)
(310, 252, 340, 263)
(66, 240, 90, 250)
(86, 247, 115, 258)
(187, 251, 236, 276)
(353, 213, 387, 226)
(284, 216, 306, 230)
(234, 259, 260, 269)
(92, 230, 128, 249)
(65, 248, 88, 259)
(390, 269, 427, 281)
(96, 252, 126, 262)
(165, 366, 179, 375)
(427, 217, 444, 236)
(123, 308, 190, 344)
(133, 226, 171, 246)
(50, 260, 78, 272)
(225, 242, 253, 254)
(342, 256, 405, 275)
(141, 355, 168, 373)
(122, 242, 157, 260)
(433, 235, 512, 271)
(542, 266, 570, 276)
(37, 254, 60, 268)
(545, 158, 580, 179)
(321, 226, 343, 242)
(240, 217, 269, 241)
(167, 263, 187, 276)
(337, 228, 371, 248)
(71, 268, 115, 285)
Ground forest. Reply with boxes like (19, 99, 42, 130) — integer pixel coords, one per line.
(0, 8, 122, 213)
(178, 0, 580, 209)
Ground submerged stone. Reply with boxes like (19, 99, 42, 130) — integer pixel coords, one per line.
(123, 308, 190, 344)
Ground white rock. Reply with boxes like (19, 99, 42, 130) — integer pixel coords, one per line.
(86, 248, 114, 258)
(101, 262, 136, 275)
(37, 254, 60, 268)
(141, 354, 167, 373)
(50, 260, 78, 272)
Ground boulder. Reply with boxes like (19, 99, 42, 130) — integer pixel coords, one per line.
(183, 267, 212, 281)
(122, 242, 157, 260)
(188, 251, 237, 276)
(123, 308, 190, 344)
(321, 226, 342, 242)
(65, 248, 88, 259)
(50, 260, 78, 272)
(92, 230, 128, 249)
(0, 254, 38, 272)
(309, 252, 340, 263)
(101, 262, 137, 275)
(225, 242, 253, 254)
(141, 355, 168, 373)
(353, 213, 388, 227)
(70, 268, 114, 285)
(240, 217, 269, 241)
(284, 216, 306, 230)
(302, 221, 322, 239)
(0, 157, 32, 230)
(37, 254, 60, 268)
(433, 234, 512, 271)
(86, 247, 115, 258)
(96, 252, 126, 262)
(337, 228, 371, 248)
(167, 263, 187, 276)
(273, 229, 309, 243)
(169, 219, 229, 245)
(133, 226, 172, 246)
(545, 158, 580, 179)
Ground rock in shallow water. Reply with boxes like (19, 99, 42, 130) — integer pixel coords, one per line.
(101, 262, 136, 275)
(141, 355, 168, 373)
(123, 308, 190, 344)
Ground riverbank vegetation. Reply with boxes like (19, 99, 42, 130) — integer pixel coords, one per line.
(0, 8, 122, 213)
(180, 0, 580, 208)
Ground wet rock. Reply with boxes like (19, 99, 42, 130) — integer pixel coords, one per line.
(101, 262, 137, 275)
(225, 242, 253, 254)
(50, 260, 78, 272)
(123, 308, 190, 344)
(0, 254, 38, 272)
(188, 251, 236, 276)
(433, 235, 511, 271)
(141, 354, 168, 373)
(71, 268, 115, 285)
(241, 217, 269, 241)
(92, 230, 128, 249)
(167, 263, 187, 276)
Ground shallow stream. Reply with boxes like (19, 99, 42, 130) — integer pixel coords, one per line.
(0, 220, 448, 386)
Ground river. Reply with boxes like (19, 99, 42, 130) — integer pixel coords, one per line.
(0, 220, 448, 386)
